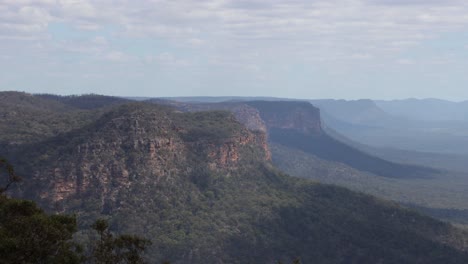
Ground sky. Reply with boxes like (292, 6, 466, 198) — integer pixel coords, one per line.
(1, 0, 468, 100)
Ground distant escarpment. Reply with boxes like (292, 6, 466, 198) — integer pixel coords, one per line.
(250, 101, 439, 178)
(164, 99, 436, 179)
(245, 101, 322, 134)
(161, 100, 322, 135)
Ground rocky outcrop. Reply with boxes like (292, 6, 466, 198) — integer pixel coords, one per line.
(205, 130, 271, 170)
(21, 103, 271, 211)
(14, 100, 322, 211)
(229, 105, 268, 133)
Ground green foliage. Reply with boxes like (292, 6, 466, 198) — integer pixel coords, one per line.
(0, 195, 154, 264)
(271, 142, 468, 224)
(175, 110, 244, 142)
(37, 94, 130, 110)
(89, 219, 151, 264)
(0, 157, 152, 264)
(269, 128, 437, 179)
(2, 95, 468, 263)
(0, 157, 21, 193)
(0, 195, 82, 264)
(0, 92, 102, 145)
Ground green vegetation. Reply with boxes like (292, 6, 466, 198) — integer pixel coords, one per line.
(175, 110, 244, 142)
(0, 157, 81, 263)
(37, 93, 130, 110)
(0, 157, 20, 193)
(0, 158, 152, 264)
(271, 142, 468, 222)
(269, 128, 438, 178)
(2, 93, 468, 263)
(89, 219, 152, 264)
(0, 195, 153, 264)
(0, 92, 107, 146)
(0, 195, 82, 263)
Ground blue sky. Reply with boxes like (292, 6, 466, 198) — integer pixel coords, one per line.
(1, 0, 468, 100)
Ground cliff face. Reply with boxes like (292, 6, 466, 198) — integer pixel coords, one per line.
(205, 131, 270, 170)
(167, 100, 321, 139)
(173, 102, 268, 133)
(17, 104, 270, 211)
(169, 100, 439, 179)
(162, 102, 272, 162)
(222, 105, 271, 161)
(245, 101, 322, 135)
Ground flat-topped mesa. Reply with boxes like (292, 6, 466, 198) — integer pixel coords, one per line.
(159, 102, 272, 164)
(227, 105, 268, 133)
(167, 100, 322, 136)
(245, 101, 322, 135)
(171, 102, 269, 133)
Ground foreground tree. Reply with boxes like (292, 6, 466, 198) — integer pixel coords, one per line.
(89, 219, 152, 264)
(0, 157, 20, 193)
(0, 157, 81, 263)
(0, 195, 83, 263)
(0, 157, 152, 264)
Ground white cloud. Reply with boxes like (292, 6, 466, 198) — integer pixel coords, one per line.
(396, 58, 415, 65)
(3, 0, 468, 54)
(91, 36, 108, 46)
(158, 52, 190, 66)
(143, 52, 190, 67)
(350, 53, 373, 60)
(188, 38, 205, 46)
(3, 0, 468, 99)
(104, 51, 135, 62)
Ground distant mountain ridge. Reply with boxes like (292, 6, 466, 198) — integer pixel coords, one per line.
(310, 99, 396, 126)
(376, 98, 468, 122)
(161, 99, 439, 179)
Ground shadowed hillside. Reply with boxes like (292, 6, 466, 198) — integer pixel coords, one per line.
(269, 128, 437, 179)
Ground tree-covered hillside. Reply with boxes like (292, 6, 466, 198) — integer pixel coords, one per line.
(2, 93, 468, 263)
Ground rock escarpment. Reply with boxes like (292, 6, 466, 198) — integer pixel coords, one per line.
(16, 103, 271, 212)
(170, 100, 438, 179)
(171, 100, 322, 135)
(245, 101, 322, 135)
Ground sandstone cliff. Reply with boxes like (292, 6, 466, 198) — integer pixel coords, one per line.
(15, 103, 270, 212)
(245, 101, 322, 135)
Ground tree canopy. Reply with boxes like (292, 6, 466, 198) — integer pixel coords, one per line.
(0, 158, 152, 264)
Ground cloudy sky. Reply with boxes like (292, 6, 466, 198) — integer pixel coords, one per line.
(1, 0, 468, 100)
